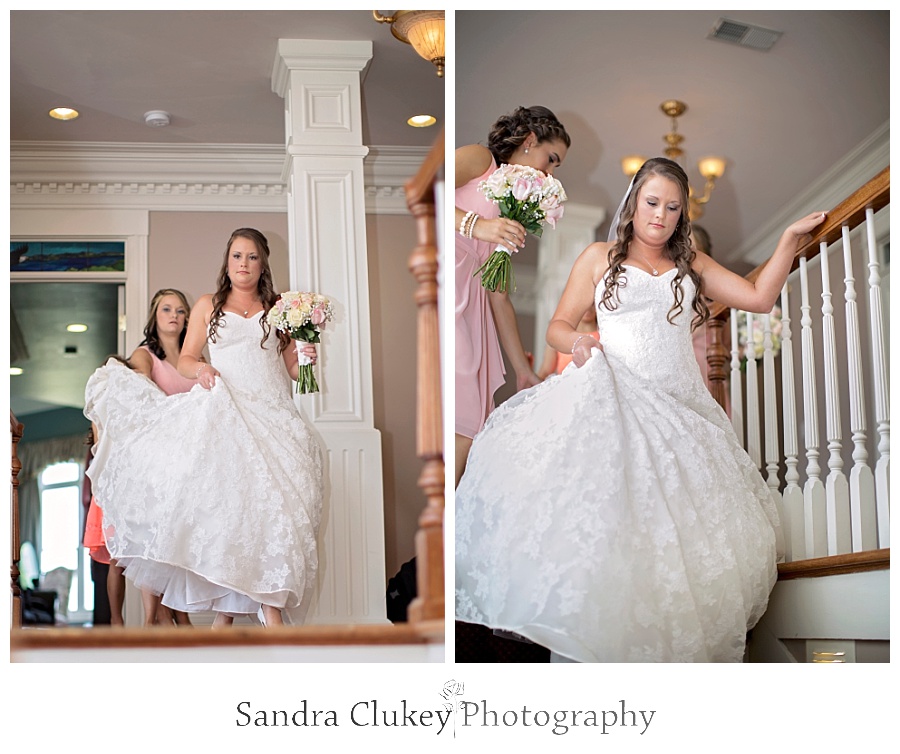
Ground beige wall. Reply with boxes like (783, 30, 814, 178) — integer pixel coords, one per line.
(147, 210, 421, 583)
(365, 213, 421, 579)
(148, 212, 290, 309)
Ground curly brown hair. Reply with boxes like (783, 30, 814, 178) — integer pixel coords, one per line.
(486, 105, 571, 166)
(600, 157, 709, 331)
(139, 288, 191, 360)
(208, 228, 289, 353)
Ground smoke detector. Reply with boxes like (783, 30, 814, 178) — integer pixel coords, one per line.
(143, 110, 171, 127)
(708, 18, 782, 51)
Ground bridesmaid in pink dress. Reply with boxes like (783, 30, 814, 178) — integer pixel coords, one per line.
(455, 106, 571, 486)
(126, 288, 200, 626)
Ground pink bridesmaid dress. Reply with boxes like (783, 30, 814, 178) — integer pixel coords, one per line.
(456, 158, 506, 438)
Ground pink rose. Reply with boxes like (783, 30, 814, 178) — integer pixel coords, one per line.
(310, 305, 326, 326)
(512, 177, 533, 202)
(544, 205, 565, 228)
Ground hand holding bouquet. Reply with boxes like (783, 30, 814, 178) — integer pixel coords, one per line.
(266, 292, 334, 394)
(475, 163, 567, 292)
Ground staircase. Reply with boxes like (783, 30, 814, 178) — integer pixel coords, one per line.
(705, 168, 890, 662)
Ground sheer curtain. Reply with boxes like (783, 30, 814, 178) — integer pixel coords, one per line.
(18, 433, 88, 573)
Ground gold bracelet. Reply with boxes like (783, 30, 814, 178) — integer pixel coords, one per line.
(465, 213, 480, 239)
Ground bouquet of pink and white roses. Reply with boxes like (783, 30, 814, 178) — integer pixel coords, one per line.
(267, 292, 334, 394)
(476, 163, 567, 292)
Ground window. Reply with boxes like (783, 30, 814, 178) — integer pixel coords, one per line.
(38, 461, 93, 623)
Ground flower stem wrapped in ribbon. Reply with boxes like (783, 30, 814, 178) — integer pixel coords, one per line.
(266, 292, 334, 394)
(475, 163, 567, 292)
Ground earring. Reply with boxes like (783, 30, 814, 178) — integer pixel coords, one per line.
(524, 148, 529, 154)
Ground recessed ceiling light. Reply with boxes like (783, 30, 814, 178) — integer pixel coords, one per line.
(67, 323, 89, 333)
(10, 367, 23, 376)
(408, 114, 436, 128)
(49, 107, 80, 121)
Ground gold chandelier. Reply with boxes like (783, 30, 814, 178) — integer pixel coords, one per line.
(373, 10, 445, 78)
(621, 100, 726, 220)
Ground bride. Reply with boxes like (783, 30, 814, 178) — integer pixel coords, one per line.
(85, 228, 324, 628)
(455, 157, 827, 662)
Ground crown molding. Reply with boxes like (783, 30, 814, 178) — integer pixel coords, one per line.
(10, 141, 430, 214)
(737, 122, 890, 266)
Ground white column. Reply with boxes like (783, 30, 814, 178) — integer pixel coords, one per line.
(761, 307, 784, 558)
(799, 258, 826, 558)
(841, 226, 877, 552)
(864, 208, 890, 548)
(744, 312, 761, 469)
(532, 203, 604, 354)
(819, 241, 851, 555)
(779, 282, 803, 562)
(272, 39, 387, 625)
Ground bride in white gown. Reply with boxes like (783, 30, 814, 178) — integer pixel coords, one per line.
(85, 228, 324, 627)
(455, 158, 827, 662)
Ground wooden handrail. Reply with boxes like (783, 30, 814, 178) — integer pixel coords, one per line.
(777, 548, 889, 580)
(12, 621, 443, 651)
(709, 166, 890, 321)
(706, 167, 890, 409)
(10, 412, 23, 628)
(404, 129, 445, 624)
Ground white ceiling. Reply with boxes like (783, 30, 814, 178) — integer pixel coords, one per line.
(456, 10, 889, 269)
(10, 9, 445, 147)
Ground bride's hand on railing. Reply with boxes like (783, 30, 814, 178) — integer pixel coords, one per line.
(786, 211, 828, 245)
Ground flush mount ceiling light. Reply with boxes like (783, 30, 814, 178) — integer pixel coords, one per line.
(144, 110, 171, 127)
(66, 323, 89, 333)
(408, 114, 436, 127)
(373, 10, 445, 78)
(49, 107, 79, 120)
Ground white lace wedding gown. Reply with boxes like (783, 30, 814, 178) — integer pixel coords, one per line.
(455, 267, 781, 662)
(85, 312, 323, 618)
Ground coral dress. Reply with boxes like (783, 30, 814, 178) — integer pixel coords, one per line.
(84, 314, 324, 618)
(456, 268, 781, 662)
(82, 347, 196, 564)
(456, 157, 506, 438)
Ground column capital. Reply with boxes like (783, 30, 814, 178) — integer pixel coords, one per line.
(272, 39, 373, 98)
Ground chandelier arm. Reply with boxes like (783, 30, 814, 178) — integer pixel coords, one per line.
(691, 177, 717, 206)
